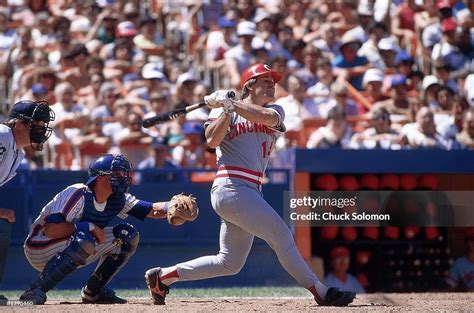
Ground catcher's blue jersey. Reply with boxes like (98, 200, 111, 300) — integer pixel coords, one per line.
(26, 183, 153, 245)
(80, 189, 142, 229)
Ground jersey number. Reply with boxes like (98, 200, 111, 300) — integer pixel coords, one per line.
(0, 146, 5, 162)
(261, 140, 274, 158)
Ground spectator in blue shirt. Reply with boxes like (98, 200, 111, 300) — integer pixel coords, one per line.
(325, 246, 366, 294)
(0, 8, 17, 53)
(135, 138, 182, 184)
(332, 33, 371, 91)
(446, 228, 474, 291)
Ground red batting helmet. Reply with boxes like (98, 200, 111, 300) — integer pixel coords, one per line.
(339, 175, 359, 191)
(240, 63, 282, 89)
(404, 226, 420, 239)
(363, 226, 379, 240)
(315, 174, 339, 191)
(400, 174, 417, 190)
(380, 174, 400, 190)
(384, 226, 399, 240)
(321, 226, 339, 240)
(419, 174, 438, 190)
(425, 227, 440, 241)
(331, 246, 350, 259)
(360, 174, 379, 190)
(342, 227, 358, 241)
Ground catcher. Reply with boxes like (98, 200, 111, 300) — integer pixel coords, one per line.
(19, 154, 198, 305)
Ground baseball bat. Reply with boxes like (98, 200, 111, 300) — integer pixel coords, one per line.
(142, 91, 235, 128)
(341, 79, 373, 111)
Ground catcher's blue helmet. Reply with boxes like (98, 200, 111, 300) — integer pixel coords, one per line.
(86, 154, 132, 194)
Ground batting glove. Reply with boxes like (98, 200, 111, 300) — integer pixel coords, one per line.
(205, 90, 234, 113)
(215, 90, 234, 114)
(204, 93, 220, 109)
(222, 99, 234, 114)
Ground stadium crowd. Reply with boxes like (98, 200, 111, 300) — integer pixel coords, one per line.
(0, 0, 473, 171)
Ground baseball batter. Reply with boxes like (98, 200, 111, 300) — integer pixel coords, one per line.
(145, 64, 356, 306)
(0, 100, 54, 302)
(19, 154, 198, 305)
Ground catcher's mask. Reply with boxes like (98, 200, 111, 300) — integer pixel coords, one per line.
(87, 154, 132, 194)
(9, 100, 55, 151)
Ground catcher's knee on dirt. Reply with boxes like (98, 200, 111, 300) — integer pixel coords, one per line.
(85, 223, 139, 295)
(28, 231, 95, 292)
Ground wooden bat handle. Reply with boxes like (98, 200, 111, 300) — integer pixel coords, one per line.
(185, 102, 206, 112)
(142, 102, 207, 128)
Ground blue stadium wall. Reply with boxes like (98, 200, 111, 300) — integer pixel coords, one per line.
(0, 169, 292, 290)
(1, 149, 473, 290)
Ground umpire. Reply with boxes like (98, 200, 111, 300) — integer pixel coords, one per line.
(0, 100, 54, 301)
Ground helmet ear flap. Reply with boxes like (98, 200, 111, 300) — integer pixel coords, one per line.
(241, 78, 257, 99)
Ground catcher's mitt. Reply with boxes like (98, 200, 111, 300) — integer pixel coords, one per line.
(167, 194, 199, 225)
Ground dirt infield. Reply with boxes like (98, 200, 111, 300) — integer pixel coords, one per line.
(3, 293, 473, 312)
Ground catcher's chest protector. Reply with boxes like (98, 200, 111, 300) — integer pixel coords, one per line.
(81, 189, 126, 229)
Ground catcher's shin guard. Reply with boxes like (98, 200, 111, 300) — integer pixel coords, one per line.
(145, 267, 169, 305)
(20, 231, 95, 304)
(314, 287, 356, 306)
(84, 223, 139, 296)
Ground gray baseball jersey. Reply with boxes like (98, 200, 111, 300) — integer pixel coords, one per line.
(205, 104, 286, 188)
(174, 103, 321, 288)
(0, 124, 25, 187)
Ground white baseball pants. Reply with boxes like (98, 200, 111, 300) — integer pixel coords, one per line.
(24, 227, 122, 272)
(175, 181, 318, 288)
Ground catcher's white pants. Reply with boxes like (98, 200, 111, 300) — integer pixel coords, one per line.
(24, 227, 122, 272)
(176, 181, 319, 288)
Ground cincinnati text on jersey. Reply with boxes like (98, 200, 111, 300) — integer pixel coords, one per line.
(227, 121, 275, 140)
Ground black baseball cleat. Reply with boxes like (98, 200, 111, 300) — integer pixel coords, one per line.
(19, 288, 47, 305)
(314, 287, 356, 306)
(81, 287, 127, 304)
(145, 267, 169, 305)
(0, 294, 7, 305)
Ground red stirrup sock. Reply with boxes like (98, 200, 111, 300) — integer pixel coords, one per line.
(160, 266, 180, 285)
